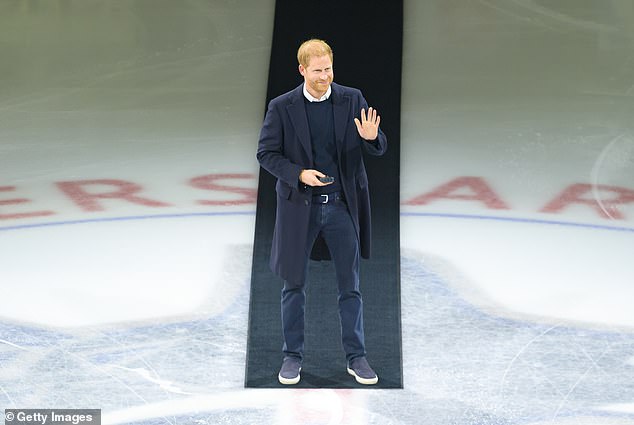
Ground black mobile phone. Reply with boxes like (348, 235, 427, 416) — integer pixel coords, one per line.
(318, 176, 335, 184)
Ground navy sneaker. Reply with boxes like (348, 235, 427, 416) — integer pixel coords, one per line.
(278, 357, 301, 385)
(347, 357, 378, 385)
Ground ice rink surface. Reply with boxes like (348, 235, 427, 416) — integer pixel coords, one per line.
(1, 1, 634, 424)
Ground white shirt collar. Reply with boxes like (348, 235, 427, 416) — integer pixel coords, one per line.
(302, 83, 331, 102)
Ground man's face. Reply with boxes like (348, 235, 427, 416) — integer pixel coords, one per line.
(299, 54, 333, 98)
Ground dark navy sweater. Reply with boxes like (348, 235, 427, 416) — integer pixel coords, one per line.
(305, 97, 342, 195)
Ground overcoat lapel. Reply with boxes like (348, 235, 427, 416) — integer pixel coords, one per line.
(331, 84, 350, 155)
(286, 87, 313, 164)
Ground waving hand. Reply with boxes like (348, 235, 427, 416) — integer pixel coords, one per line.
(354, 107, 381, 141)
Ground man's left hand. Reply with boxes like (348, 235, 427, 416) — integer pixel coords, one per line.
(354, 107, 381, 141)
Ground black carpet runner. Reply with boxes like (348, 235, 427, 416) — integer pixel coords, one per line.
(246, 0, 403, 388)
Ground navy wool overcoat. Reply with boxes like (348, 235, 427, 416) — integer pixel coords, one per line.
(256, 82, 387, 283)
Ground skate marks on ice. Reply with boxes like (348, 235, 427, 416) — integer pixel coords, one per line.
(0, 245, 252, 413)
(400, 249, 634, 424)
(1, 247, 634, 424)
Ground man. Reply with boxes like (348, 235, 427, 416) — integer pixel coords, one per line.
(256, 39, 387, 385)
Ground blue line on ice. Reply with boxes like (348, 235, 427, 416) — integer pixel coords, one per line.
(1, 211, 633, 233)
(402, 211, 634, 233)
(0, 211, 256, 232)
(0, 211, 634, 233)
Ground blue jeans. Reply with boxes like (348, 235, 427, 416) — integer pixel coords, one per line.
(281, 198, 366, 362)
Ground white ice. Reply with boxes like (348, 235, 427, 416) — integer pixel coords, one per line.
(1, 0, 634, 424)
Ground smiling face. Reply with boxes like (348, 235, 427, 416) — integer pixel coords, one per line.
(299, 54, 334, 99)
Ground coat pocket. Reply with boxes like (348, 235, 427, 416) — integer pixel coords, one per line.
(276, 183, 292, 200)
(356, 172, 368, 189)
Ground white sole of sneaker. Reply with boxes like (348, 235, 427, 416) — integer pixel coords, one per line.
(278, 369, 301, 385)
(347, 367, 379, 385)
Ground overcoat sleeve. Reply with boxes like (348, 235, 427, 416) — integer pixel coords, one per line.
(256, 99, 304, 189)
